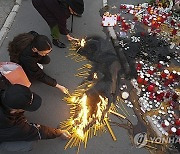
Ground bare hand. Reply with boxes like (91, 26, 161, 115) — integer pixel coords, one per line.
(60, 130, 71, 140)
(56, 84, 69, 94)
(66, 34, 78, 41)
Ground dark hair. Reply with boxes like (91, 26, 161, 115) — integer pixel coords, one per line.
(8, 32, 52, 63)
(32, 35, 52, 51)
(8, 33, 34, 63)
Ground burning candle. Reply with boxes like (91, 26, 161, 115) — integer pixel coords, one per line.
(176, 129, 180, 136)
(137, 76, 144, 84)
(171, 127, 177, 133)
(171, 71, 179, 81)
(165, 132, 168, 136)
(164, 80, 170, 86)
(172, 93, 178, 101)
(161, 72, 167, 78)
(122, 92, 129, 99)
(143, 78, 149, 85)
(117, 14, 121, 21)
(157, 15, 163, 23)
(120, 4, 126, 9)
(147, 84, 155, 92)
(170, 19, 175, 26)
(149, 92, 155, 99)
(161, 70, 169, 78)
(165, 92, 171, 98)
(147, 6, 151, 13)
(162, 15, 167, 20)
(120, 17, 125, 22)
(164, 120, 170, 126)
(156, 94, 163, 101)
(168, 100, 175, 108)
(156, 29, 161, 33)
(161, 123, 166, 128)
(147, 69, 154, 75)
(133, 16, 138, 21)
(156, 63, 162, 69)
(172, 27, 178, 35)
(175, 119, 180, 126)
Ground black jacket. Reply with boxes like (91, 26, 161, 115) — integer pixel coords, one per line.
(19, 44, 57, 87)
(32, 0, 71, 35)
(0, 74, 60, 142)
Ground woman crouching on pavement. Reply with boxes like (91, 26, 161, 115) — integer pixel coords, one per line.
(8, 31, 68, 94)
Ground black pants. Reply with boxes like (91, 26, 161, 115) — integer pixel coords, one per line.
(31, 0, 69, 39)
(32, 0, 61, 39)
(32, 0, 57, 28)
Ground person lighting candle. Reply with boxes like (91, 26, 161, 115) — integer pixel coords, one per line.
(8, 31, 68, 94)
(0, 84, 71, 152)
(32, 0, 84, 48)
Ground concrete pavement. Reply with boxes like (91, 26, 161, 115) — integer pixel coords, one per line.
(0, 0, 14, 29)
(0, 0, 149, 154)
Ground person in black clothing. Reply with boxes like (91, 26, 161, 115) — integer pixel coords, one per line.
(8, 31, 69, 94)
(32, 0, 84, 48)
(0, 83, 71, 151)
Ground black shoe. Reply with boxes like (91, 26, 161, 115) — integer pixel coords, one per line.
(52, 39, 66, 48)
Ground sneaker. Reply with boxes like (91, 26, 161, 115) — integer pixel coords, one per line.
(52, 39, 66, 48)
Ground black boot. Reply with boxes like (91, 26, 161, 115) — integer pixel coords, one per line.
(52, 39, 66, 48)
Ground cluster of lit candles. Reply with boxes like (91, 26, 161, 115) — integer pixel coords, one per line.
(120, 3, 180, 36)
(135, 59, 179, 137)
(109, 2, 180, 139)
(100, 2, 180, 140)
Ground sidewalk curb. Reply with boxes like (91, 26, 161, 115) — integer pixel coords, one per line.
(0, 0, 22, 47)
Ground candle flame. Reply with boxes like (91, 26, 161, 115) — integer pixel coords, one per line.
(61, 92, 112, 150)
(93, 73, 98, 79)
(80, 39, 86, 47)
(72, 94, 108, 139)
